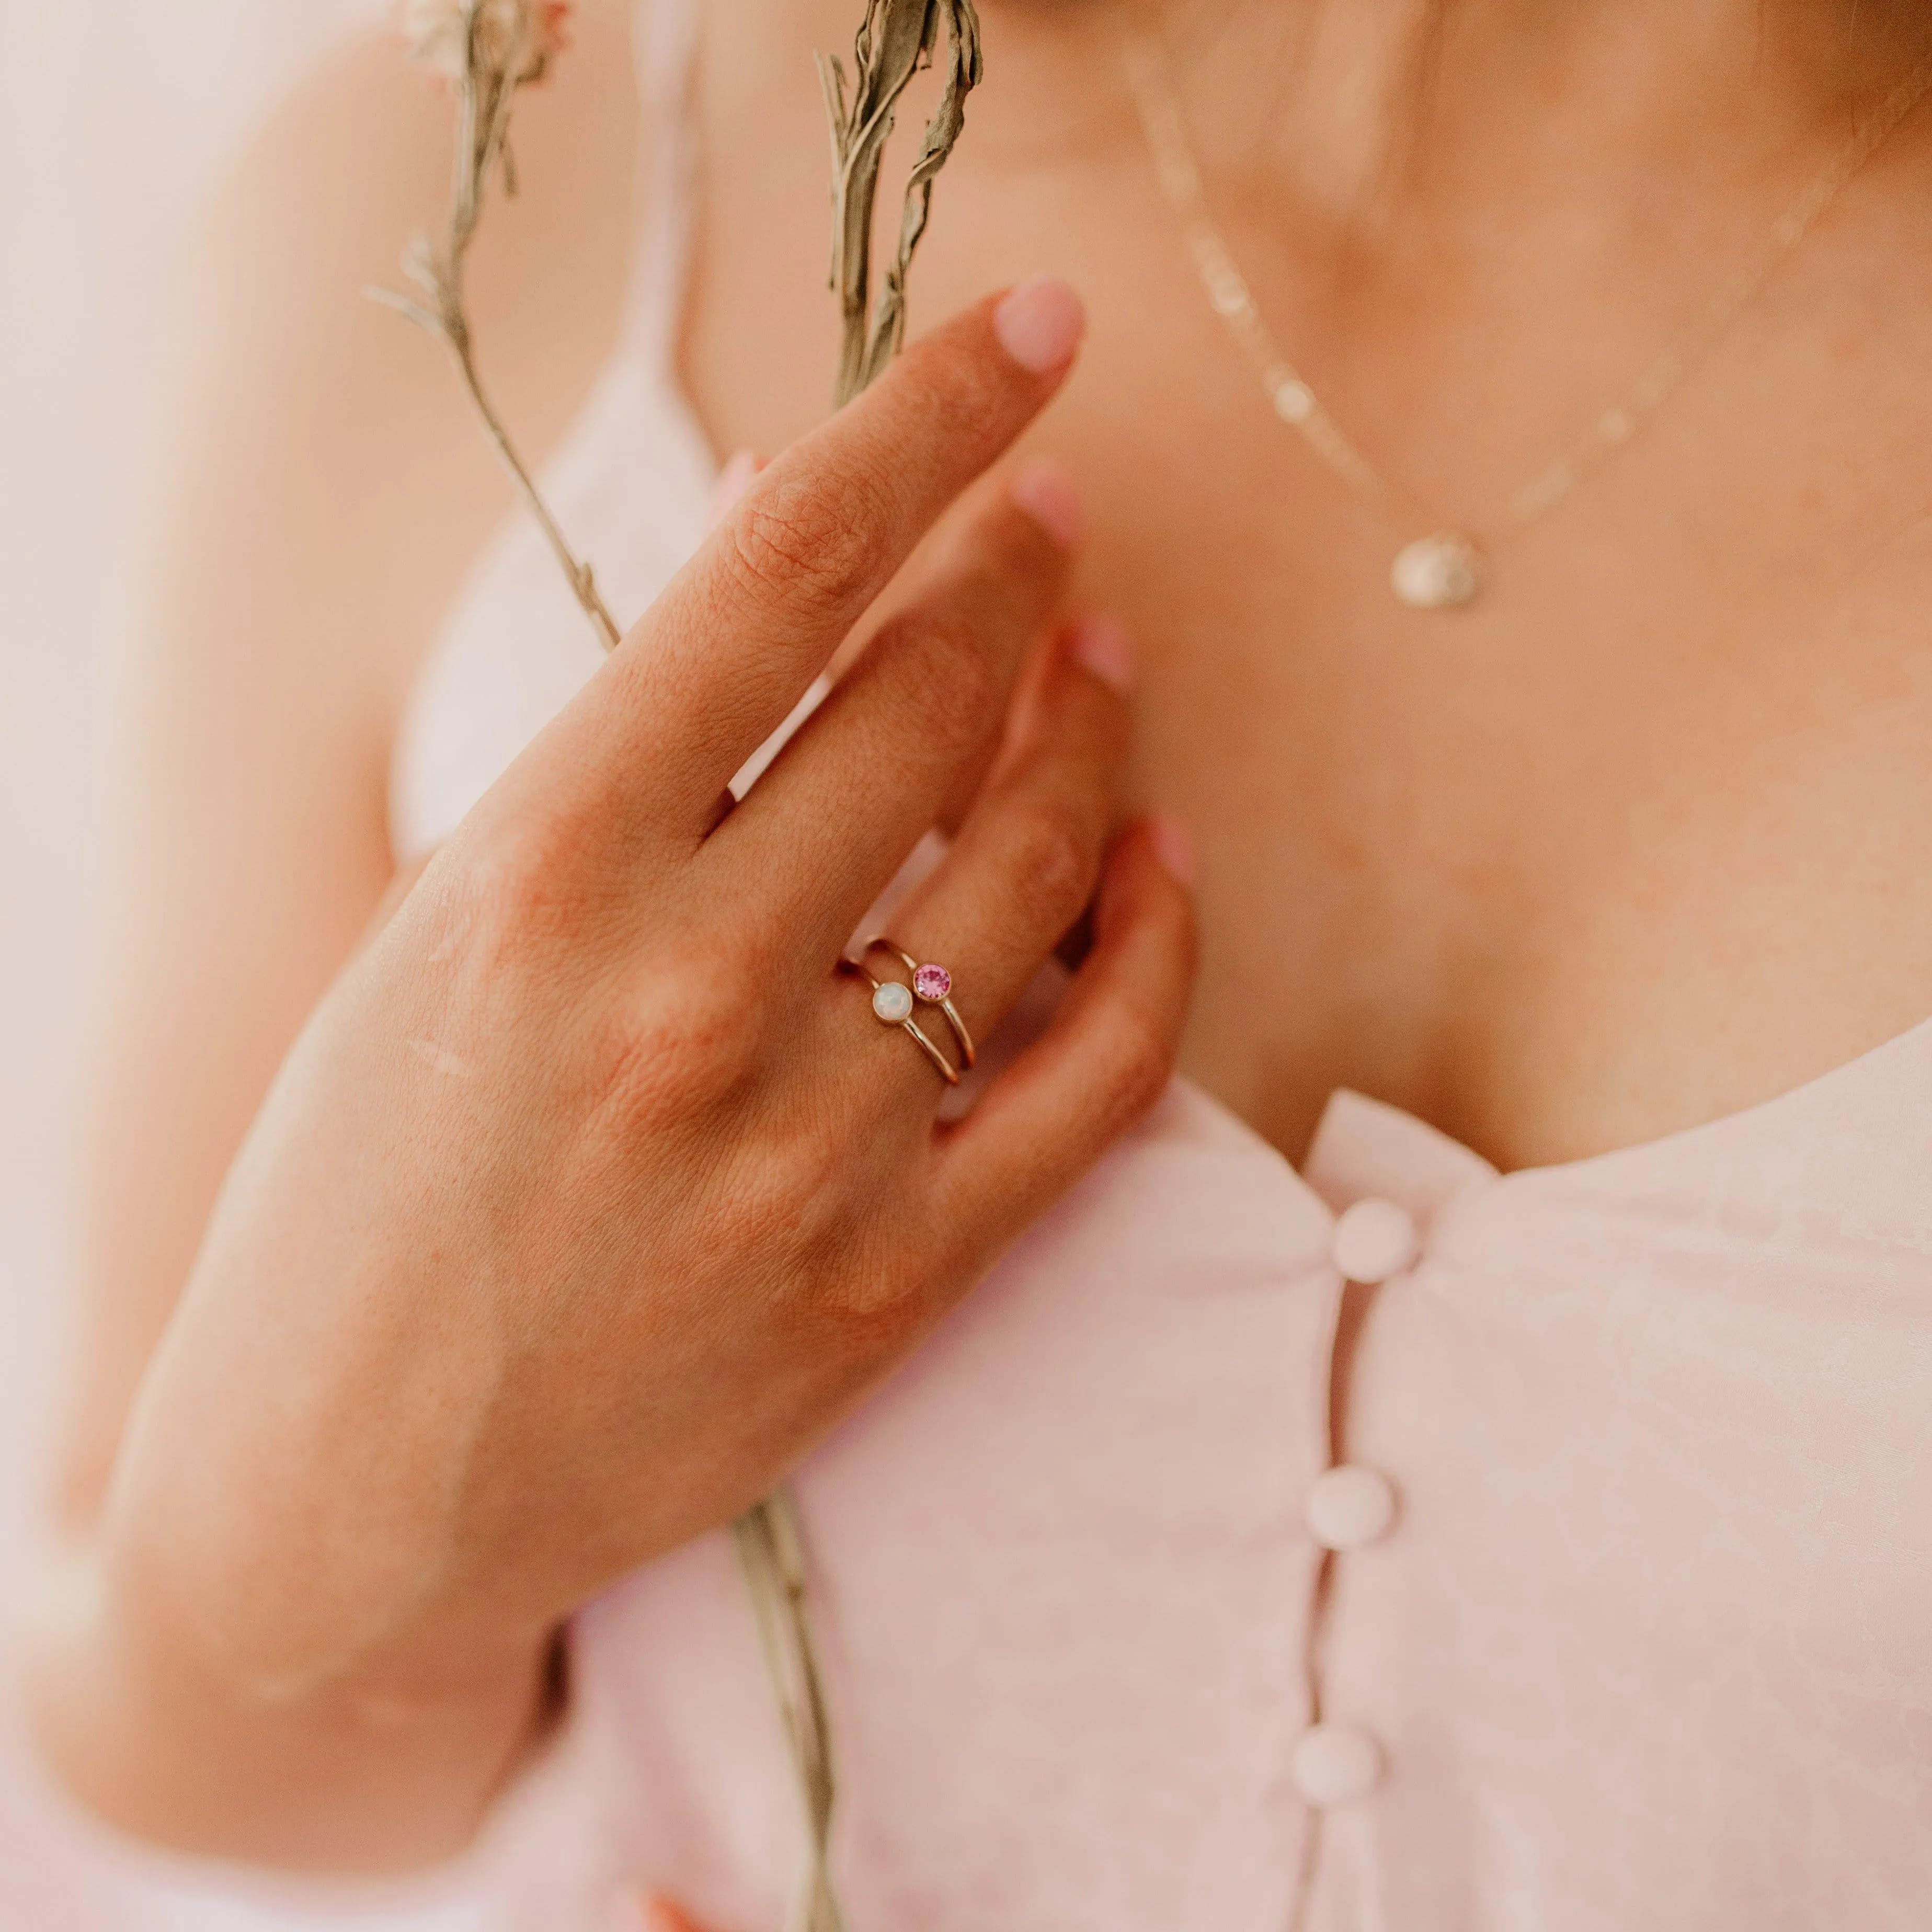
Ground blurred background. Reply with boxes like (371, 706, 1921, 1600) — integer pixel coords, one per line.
(1, 4, 477, 1924)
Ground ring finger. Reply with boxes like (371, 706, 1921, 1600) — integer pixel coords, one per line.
(833, 615, 1134, 1096)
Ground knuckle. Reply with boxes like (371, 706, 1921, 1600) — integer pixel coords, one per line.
(596, 966, 766, 1122)
(1003, 797, 1099, 933)
(973, 502, 1066, 604)
(750, 1149, 928, 1342)
(460, 811, 591, 951)
(730, 1131, 852, 1256)
(896, 324, 1013, 449)
(724, 473, 887, 616)
(1143, 863, 1203, 975)
(1097, 1003, 1175, 1122)
(1085, 678, 1135, 762)
(805, 1243, 929, 1345)
(894, 611, 1001, 752)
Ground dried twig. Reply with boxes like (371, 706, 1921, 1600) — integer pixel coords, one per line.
(372, 0, 620, 651)
(819, 0, 984, 406)
(733, 13, 984, 1926)
(733, 1495, 849, 1932)
(382, 12, 985, 1926)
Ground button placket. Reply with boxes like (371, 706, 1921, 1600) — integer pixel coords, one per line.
(1291, 1196, 1422, 1835)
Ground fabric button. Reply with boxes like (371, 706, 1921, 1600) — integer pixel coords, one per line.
(1291, 1723, 1383, 1807)
(1305, 1464, 1397, 1551)
(1330, 1197, 1419, 1282)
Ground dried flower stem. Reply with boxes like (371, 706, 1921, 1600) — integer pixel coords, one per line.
(734, 1494, 849, 1932)
(372, 1, 620, 651)
(820, 0, 983, 406)
(724, 16, 986, 1928)
(385, 12, 984, 1926)
(723, 22, 986, 1929)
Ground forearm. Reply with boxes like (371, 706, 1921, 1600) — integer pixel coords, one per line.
(21, 1142, 563, 1872)
(20, 1531, 551, 1873)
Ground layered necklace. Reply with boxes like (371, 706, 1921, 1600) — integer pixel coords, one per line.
(1121, 15, 1932, 612)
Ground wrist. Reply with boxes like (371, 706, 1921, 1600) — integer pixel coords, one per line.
(22, 1526, 552, 1872)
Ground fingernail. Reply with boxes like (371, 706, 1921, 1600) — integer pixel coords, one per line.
(993, 276, 1086, 375)
(706, 448, 761, 529)
(1069, 614, 1133, 694)
(1149, 814, 1196, 887)
(1010, 459, 1083, 550)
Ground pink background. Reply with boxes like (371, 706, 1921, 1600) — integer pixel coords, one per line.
(0, 3, 481, 1925)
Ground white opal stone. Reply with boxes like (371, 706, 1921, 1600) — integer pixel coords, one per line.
(1390, 531, 1482, 610)
(871, 981, 914, 1024)
(1291, 1723, 1383, 1807)
(1305, 1465, 1398, 1551)
(1330, 1197, 1419, 1284)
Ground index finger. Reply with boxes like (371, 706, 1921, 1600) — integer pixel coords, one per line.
(558, 278, 1087, 842)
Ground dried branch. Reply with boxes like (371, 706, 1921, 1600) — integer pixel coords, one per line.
(819, 0, 983, 406)
(733, 1495, 848, 1932)
(373, 1, 620, 652)
(736, 17, 985, 1928)
(381, 15, 986, 1930)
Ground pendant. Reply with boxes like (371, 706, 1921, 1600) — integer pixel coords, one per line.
(1390, 532, 1483, 611)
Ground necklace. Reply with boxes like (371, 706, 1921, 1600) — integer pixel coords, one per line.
(1121, 17, 1932, 612)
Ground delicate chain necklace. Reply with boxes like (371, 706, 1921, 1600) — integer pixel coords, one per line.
(1121, 15, 1932, 612)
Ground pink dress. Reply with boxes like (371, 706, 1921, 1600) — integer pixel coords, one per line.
(391, 4, 1932, 1924)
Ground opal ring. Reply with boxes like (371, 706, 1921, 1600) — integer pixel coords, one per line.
(864, 938, 975, 1070)
(842, 957, 961, 1086)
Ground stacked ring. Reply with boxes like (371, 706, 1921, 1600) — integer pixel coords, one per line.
(843, 957, 963, 1085)
(863, 938, 976, 1070)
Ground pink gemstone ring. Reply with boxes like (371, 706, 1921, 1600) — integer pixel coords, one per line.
(840, 956, 959, 1085)
(864, 939, 975, 1072)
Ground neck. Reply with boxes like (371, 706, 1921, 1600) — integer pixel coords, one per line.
(976, 0, 1932, 230)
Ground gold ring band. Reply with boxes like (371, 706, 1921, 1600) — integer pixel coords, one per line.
(842, 958, 962, 1085)
(863, 939, 976, 1070)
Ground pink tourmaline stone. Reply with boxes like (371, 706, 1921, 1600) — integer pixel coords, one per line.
(912, 963, 953, 1002)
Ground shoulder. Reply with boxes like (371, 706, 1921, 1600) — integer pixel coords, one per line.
(156, 0, 643, 733)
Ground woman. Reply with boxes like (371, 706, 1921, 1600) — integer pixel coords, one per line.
(24, 0, 1932, 1925)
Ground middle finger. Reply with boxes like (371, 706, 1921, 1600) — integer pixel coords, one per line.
(702, 463, 1082, 963)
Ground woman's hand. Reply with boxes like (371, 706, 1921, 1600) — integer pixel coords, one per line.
(28, 280, 1195, 1869)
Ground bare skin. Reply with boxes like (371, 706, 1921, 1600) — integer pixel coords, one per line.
(24, 0, 1932, 1882)
(691, 0, 1932, 1169)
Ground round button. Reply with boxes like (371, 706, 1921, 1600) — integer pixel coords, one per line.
(1290, 1723, 1383, 1807)
(1330, 1197, 1419, 1283)
(1305, 1465, 1397, 1551)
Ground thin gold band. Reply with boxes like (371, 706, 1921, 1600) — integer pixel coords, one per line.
(863, 938, 976, 1069)
(841, 958, 962, 1085)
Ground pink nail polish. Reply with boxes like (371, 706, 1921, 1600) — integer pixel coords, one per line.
(1069, 614, 1133, 694)
(993, 277, 1086, 375)
(1149, 814, 1197, 887)
(1010, 459, 1083, 550)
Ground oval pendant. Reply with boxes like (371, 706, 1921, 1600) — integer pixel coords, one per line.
(1390, 532, 1483, 611)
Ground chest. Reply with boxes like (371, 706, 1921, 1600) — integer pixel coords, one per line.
(483, 1083, 1932, 1932)
(676, 4, 1932, 1169)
